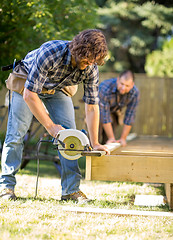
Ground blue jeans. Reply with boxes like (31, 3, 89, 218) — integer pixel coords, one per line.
(0, 91, 82, 196)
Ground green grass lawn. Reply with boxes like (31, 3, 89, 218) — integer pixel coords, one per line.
(19, 155, 86, 178)
(0, 157, 173, 239)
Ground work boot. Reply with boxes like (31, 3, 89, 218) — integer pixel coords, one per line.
(0, 188, 16, 200)
(61, 190, 91, 203)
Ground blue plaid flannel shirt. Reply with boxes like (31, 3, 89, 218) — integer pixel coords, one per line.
(22, 40, 99, 104)
(99, 78, 140, 125)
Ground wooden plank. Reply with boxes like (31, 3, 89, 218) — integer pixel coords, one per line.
(81, 151, 105, 157)
(104, 142, 121, 152)
(85, 136, 173, 209)
(85, 143, 121, 180)
(134, 195, 166, 207)
(82, 143, 121, 158)
(102, 133, 137, 153)
(116, 150, 173, 157)
(85, 134, 136, 179)
(60, 206, 173, 217)
(85, 156, 91, 180)
(82, 142, 121, 157)
(87, 155, 173, 183)
(112, 136, 173, 156)
(165, 183, 173, 210)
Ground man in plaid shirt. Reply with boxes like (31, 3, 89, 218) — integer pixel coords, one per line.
(99, 70, 140, 146)
(0, 29, 109, 202)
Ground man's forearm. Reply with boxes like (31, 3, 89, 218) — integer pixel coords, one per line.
(23, 88, 53, 128)
(85, 103, 100, 147)
(23, 88, 63, 137)
(120, 124, 132, 140)
(85, 103, 110, 154)
(102, 122, 115, 141)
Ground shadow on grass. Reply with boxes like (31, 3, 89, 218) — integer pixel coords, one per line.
(15, 196, 170, 212)
(18, 159, 60, 178)
(16, 196, 60, 202)
(18, 156, 86, 178)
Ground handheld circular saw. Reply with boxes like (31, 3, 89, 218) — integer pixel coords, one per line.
(54, 129, 92, 160)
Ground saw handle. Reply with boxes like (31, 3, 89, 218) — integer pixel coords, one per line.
(52, 138, 65, 148)
(81, 129, 88, 136)
(51, 124, 68, 146)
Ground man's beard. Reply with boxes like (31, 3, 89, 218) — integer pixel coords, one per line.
(75, 56, 82, 69)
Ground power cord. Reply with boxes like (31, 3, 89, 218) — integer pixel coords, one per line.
(34, 129, 87, 198)
(34, 136, 65, 198)
(35, 137, 53, 198)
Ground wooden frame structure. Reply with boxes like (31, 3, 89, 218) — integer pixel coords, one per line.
(85, 136, 173, 210)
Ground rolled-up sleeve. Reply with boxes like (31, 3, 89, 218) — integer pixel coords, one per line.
(99, 89, 112, 124)
(24, 47, 54, 93)
(124, 89, 140, 125)
(83, 65, 99, 105)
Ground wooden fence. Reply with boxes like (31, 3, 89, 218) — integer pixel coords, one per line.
(134, 74, 173, 137)
(72, 73, 173, 138)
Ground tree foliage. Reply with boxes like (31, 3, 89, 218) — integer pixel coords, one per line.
(0, 0, 98, 88)
(96, 0, 173, 73)
(145, 38, 173, 77)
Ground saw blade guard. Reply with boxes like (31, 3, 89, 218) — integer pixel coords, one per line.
(58, 129, 90, 160)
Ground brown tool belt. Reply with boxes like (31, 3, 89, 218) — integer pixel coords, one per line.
(5, 64, 55, 95)
(5, 63, 78, 96)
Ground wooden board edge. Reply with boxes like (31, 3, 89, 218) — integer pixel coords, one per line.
(165, 183, 173, 210)
(85, 156, 91, 180)
(60, 206, 173, 217)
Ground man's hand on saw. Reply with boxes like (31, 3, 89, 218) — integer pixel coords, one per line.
(48, 124, 65, 138)
(93, 143, 110, 155)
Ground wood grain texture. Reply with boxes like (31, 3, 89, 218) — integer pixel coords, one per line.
(85, 136, 173, 209)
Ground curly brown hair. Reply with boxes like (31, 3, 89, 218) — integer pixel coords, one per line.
(69, 29, 108, 66)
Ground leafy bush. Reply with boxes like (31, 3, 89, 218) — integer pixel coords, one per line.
(145, 38, 173, 77)
(0, 0, 98, 88)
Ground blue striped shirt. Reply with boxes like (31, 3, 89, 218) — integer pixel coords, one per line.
(22, 40, 99, 104)
(99, 78, 140, 125)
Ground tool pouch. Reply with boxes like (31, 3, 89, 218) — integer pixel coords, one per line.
(5, 64, 27, 95)
(5, 64, 55, 95)
(61, 85, 78, 97)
